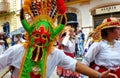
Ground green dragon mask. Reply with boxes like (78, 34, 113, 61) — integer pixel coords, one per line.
(19, 0, 67, 78)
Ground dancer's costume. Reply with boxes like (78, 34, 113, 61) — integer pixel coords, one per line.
(82, 17, 120, 78)
(19, 0, 67, 78)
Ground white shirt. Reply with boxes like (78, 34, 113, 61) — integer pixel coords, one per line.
(62, 36, 75, 53)
(0, 44, 77, 78)
(82, 39, 120, 69)
(0, 45, 4, 55)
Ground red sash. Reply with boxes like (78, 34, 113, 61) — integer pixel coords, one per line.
(64, 52, 74, 58)
(91, 64, 120, 78)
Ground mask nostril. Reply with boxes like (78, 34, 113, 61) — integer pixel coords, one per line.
(38, 42, 42, 46)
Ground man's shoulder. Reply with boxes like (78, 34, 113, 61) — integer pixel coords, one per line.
(51, 47, 64, 55)
(11, 43, 23, 47)
(52, 47, 64, 53)
(9, 43, 24, 50)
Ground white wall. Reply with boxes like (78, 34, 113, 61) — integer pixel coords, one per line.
(70, 0, 120, 28)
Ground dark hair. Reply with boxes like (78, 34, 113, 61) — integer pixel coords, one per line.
(101, 27, 116, 39)
(61, 32, 66, 38)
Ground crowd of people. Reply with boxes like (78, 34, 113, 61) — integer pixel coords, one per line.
(0, 17, 119, 78)
(0, 16, 119, 78)
(0, 0, 120, 78)
(0, 21, 118, 78)
(0, 22, 119, 78)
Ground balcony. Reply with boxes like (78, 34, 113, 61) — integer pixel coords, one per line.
(0, 2, 10, 14)
(65, 0, 90, 6)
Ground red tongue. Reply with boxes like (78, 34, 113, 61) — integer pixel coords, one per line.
(30, 71, 41, 78)
(31, 46, 43, 62)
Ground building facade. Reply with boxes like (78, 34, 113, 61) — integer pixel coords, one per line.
(0, 0, 22, 33)
(66, 0, 120, 39)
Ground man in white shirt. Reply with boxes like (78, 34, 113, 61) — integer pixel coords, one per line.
(0, 43, 118, 78)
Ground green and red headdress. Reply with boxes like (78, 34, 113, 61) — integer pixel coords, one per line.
(19, 0, 67, 78)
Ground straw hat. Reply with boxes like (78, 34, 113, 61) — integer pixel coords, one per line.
(101, 17, 120, 29)
(92, 17, 120, 42)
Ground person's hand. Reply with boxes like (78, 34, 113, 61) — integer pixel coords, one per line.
(100, 70, 118, 78)
(66, 31, 70, 36)
(107, 73, 118, 78)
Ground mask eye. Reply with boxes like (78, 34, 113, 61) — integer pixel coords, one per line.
(35, 34, 40, 38)
(42, 34, 47, 39)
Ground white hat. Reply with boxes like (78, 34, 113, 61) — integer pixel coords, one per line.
(0, 40, 4, 43)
